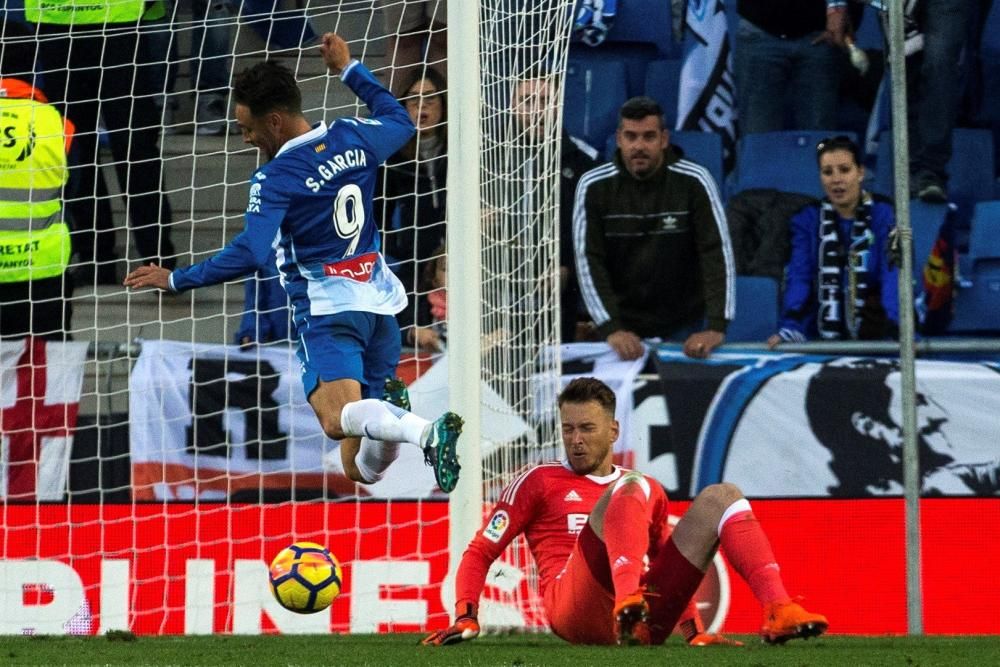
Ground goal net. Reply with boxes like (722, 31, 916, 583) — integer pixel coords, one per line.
(0, 0, 572, 635)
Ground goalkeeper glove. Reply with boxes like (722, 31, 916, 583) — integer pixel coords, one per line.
(573, 0, 617, 47)
(420, 602, 480, 646)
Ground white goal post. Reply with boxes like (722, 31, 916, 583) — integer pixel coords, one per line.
(447, 0, 576, 628)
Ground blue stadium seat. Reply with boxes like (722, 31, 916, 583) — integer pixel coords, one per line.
(948, 201, 1000, 332)
(871, 133, 894, 198)
(569, 42, 659, 100)
(872, 129, 995, 207)
(672, 130, 724, 193)
(946, 129, 996, 206)
(570, 0, 680, 57)
(967, 201, 1000, 265)
(909, 200, 949, 285)
(564, 55, 628, 149)
(727, 276, 780, 342)
(643, 59, 682, 130)
(732, 131, 854, 198)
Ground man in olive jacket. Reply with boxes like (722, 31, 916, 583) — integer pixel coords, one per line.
(573, 97, 735, 360)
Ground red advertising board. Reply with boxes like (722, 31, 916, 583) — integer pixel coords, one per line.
(2, 499, 998, 635)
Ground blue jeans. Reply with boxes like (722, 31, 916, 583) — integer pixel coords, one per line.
(242, 0, 317, 50)
(143, 0, 233, 99)
(907, 0, 974, 183)
(734, 18, 841, 134)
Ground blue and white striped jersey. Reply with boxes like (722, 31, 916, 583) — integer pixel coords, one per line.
(169, 60, 415, 322)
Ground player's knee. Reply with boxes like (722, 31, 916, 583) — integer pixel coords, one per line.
(318, 412, 346, 441)
(612, 471, 651, 499)
(711, 481, 744, 503)
(344, 467, 371, 484)
(694, 482, 744, 514)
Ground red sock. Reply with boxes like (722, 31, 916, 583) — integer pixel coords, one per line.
(603, 482, 651, 604)
(675, 596, 705, 642)
(719, 507, 789, 605)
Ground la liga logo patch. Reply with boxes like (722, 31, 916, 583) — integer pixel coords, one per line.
(483, 510, 510, 543)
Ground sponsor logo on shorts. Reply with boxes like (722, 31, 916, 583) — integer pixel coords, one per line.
(483, 510, 510, 543)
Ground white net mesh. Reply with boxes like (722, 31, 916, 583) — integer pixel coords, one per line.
(0, 0, 572, 635)
(473, 0, 574, 631)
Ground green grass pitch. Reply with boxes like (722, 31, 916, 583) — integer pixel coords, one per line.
(5, 633, 1000, 667)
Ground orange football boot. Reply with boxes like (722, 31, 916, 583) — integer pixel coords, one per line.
(760, 599, 828, 644)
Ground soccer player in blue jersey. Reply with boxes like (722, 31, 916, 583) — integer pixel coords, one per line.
(124, 33, 463, 493)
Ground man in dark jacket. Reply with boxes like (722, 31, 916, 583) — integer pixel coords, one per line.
(574, 97, 735, 360)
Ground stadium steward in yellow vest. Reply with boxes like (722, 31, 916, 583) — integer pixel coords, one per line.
(0, 23, 76, 339)
(24, 0, 175, 286)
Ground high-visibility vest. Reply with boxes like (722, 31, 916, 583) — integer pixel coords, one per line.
(0, 80, 72, 283)
(24, 0, 149, 25)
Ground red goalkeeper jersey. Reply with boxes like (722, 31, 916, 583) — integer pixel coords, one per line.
(454, 461, 670, 607)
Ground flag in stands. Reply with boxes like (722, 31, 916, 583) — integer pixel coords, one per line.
(0, 339, 88, 501)
(677, 0, 738, 171)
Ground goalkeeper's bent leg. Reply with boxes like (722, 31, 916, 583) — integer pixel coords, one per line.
(602, 473, 653, 604)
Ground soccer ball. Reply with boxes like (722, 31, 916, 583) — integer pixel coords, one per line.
(268, 542, 343, 614)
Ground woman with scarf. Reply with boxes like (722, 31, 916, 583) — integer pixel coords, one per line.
(377, 67, 448, 351)
(768, 135, 899, 347)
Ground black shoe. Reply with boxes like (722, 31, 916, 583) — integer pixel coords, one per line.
(913, 171, 948, 204)
(917, 181, 948, 204)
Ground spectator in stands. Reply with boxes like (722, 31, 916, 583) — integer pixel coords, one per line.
(511, 76, 600, 343)
(904, 0, 975, 203)
(26, 0, 176, 285)
(406, 241, 448, 353)
(143, 0, 239, 136)
(768, 135, 898, 346)
(241, 0, 317, 51)
(574, 96, 735, 361)
(734, 0, 862, 134)
(0, 23, 75, 339)
(377, 67, 448, 351)
(378, 0, 446, 96)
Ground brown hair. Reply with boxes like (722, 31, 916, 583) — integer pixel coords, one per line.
(558, 377, 616, 416)
(233, 60, 303, 117)
(398, 66, 447, 159)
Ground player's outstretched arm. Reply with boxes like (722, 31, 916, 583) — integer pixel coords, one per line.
(123, 263, 172, 291)
(319, 32, 351, 75)
(421, 602, 480, 646)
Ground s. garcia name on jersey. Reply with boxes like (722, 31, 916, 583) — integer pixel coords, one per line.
(305, 148, 368, 192)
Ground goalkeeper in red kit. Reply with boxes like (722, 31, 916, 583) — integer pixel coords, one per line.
(423, 377, 828, 647)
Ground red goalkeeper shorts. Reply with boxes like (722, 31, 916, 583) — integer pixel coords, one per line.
(544, 522, 704, 645)
(544, 522, 617, 645)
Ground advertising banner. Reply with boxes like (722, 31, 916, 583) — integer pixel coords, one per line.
(2, 499, 998, 635)
(645, 348, 1000, 498)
